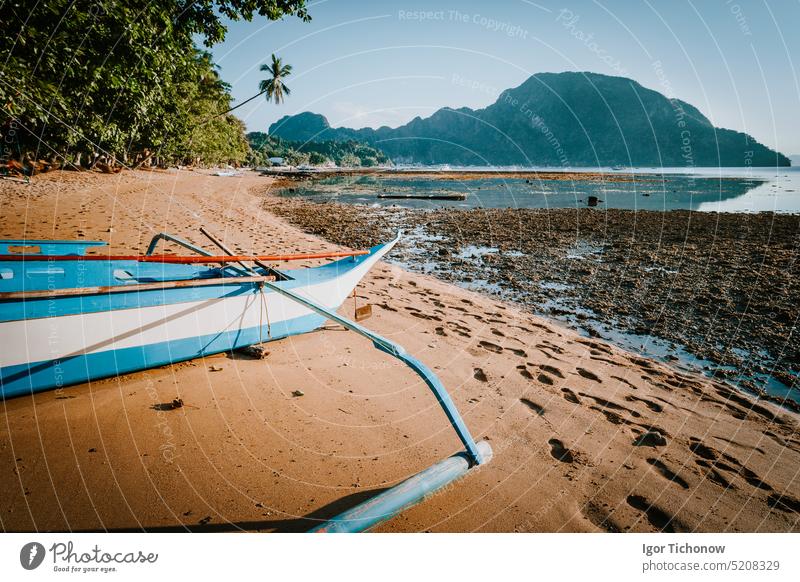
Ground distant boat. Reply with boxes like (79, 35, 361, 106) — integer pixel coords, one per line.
(378, 193, 466, 201)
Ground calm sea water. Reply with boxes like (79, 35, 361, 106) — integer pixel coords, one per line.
(281, 166, 800, 213)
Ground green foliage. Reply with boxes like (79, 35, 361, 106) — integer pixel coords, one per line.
(259, 54, 292, 105)
(0, 0, 307, 166)
(308, 151, 327, 165)
(247, 132, 390, 167)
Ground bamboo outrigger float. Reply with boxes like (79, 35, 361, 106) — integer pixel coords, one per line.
(0, 230, 492, 532)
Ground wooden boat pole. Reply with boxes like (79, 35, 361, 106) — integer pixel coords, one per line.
(145, 232, 213, 257)
(198, 227, 257, 275)
(0, 250, 369, 263)
(0, 275, 276, 301)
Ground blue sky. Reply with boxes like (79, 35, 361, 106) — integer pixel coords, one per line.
(209, 0, 800, 154)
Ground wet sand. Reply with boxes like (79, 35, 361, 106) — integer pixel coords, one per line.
(1, 169, 799, 532)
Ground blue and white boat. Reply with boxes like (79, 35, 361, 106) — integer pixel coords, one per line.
(0, 234, 397, 399)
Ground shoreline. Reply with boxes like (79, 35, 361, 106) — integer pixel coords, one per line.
(265, 193, 800, 413)
(259, 167, 776, 183)
(1, 169, 798, 533)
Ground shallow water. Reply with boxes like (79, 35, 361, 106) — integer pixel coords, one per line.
(280, 166, 800, 213)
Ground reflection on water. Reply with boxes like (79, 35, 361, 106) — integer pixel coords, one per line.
(279, 167, 800, 213)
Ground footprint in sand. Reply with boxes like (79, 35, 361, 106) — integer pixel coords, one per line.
(592, 407, 626, 425)
(580, 393, 640, 418)
(611, 375, 639, 390)
(626, 495, 689, 532)
(473, 368, 488, 382)
(478, 340, 503, 354)
(548, 438, 574, 463)
(715, 451, 773, 491)
(688, 438, 717, 460)
(578, 339, 614, 355)
(646, 458, 690, 489)
(537, 373, 554, 386)
(517, 365, 534, 380)
(714, 385, 785, 425)
(561, 387, 581, 404)
(538, 341, 565, 354)
(590, 356, 618, 365)
(520, 398, 545, 415)
(582, 502, 622, 533)
(540, 364, 565, 378)
(409, 311, 442, 321)
(446, 321, 472, 337)
(704, 468, 734, 489)
(735, 464, 773, 491)
(767, 493, 800, 514)
(688, 438, 772, 490)
(625, 395, 663, 413)
(576, 367, 602, 382)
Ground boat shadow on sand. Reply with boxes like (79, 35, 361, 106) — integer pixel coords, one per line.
(69, 488, 391, 533)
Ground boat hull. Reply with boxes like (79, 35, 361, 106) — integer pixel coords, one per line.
(0, 238, 397, 398)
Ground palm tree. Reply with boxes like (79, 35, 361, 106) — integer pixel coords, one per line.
(212, 54, 292, 118)
(258, 54, 292, 104)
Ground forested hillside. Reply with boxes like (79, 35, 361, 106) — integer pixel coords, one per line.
(247, 132, 390, 167)
(1, 1, 308, 169)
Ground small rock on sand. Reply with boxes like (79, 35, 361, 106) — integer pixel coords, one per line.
(633, 431, 667, 447)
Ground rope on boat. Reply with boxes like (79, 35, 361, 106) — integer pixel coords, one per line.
(258, 283, 271, 341)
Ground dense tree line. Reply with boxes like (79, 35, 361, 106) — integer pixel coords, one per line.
(1, 1, 307, 170)
(247, 132, 391, 167)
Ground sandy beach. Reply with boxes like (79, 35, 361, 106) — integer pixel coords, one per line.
(1, 169, 798, 532)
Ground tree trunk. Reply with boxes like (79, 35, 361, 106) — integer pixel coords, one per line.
(132, 151, 152, 170)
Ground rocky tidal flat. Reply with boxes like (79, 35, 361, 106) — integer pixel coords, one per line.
(265, 195, 800, 410)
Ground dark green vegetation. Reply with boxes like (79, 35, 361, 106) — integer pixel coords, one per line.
(247, 132, 390, 167)
(269, 72, 790, 167)
(1, 1, 308, 168)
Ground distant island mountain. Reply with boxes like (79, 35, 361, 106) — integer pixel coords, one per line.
(268, 72, 789, 167)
